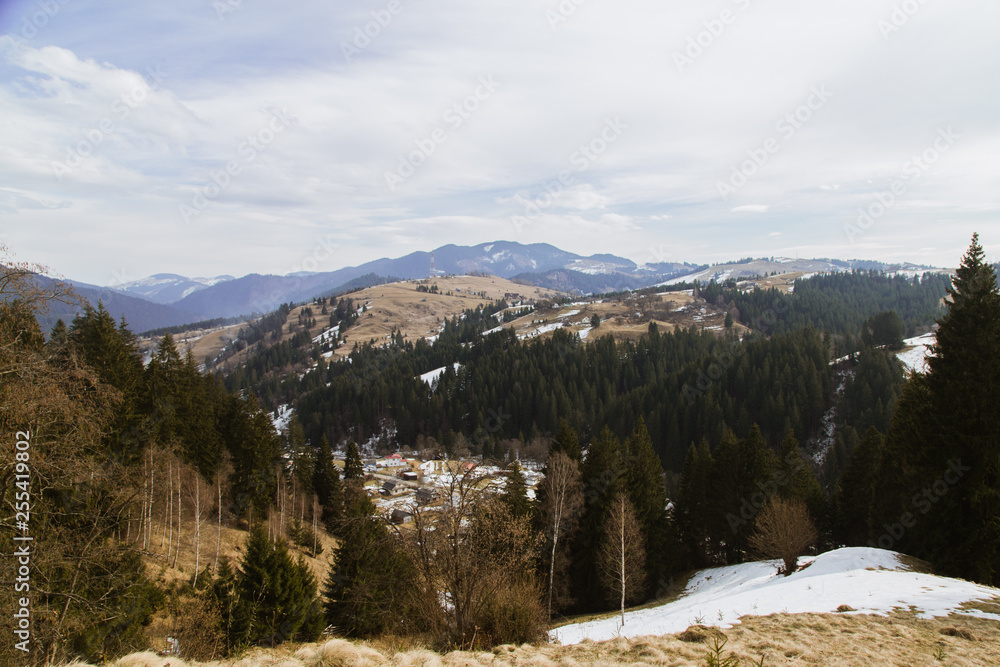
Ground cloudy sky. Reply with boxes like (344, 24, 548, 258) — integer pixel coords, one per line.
(1, 0, 997, 285)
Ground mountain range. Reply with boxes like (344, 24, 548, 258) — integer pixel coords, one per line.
(20, 241, 945, 335)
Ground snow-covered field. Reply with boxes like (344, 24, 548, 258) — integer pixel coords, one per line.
(896, 333, 935, 374)
(552, 548, 1000, 645)
(418, 363, 461, 387)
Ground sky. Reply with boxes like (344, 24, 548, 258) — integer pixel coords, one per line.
(0, 0, 997, 286)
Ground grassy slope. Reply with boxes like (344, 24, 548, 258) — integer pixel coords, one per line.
(80, 608, 1000, 666)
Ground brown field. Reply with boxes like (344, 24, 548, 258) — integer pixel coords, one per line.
(740, 271, 809, 294)
(327, 276, 562, 359)
(78, 607, 1000, 666)
(142, 275, 757, 376)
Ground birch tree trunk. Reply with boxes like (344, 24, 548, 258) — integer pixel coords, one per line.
(193, 473, 201, 579)
(214, 471, 222, 575)
(165, 462, 172, 559)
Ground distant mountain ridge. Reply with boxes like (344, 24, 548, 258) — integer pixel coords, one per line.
(113, 273, 235, 304)
(33, 243, 945, 334)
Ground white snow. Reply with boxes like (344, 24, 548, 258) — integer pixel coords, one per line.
(578, 327, 593, 340)
(419, 363, 461, 388)
(896, 333, 935, 374)
(552, 547, 1000, 645)
(557, 309, 581, 318)
(271, 405, 293, 433)
(517, 322, 564, 340)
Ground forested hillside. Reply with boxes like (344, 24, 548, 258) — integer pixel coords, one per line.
(3, 239, 996, 665)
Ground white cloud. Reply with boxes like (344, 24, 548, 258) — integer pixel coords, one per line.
(1, 0, 998, 282)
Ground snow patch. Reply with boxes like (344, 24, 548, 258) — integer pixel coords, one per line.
(896, 333, 935, 374)
(419, 363, 461, 388)
(552, 547, 1000, 645)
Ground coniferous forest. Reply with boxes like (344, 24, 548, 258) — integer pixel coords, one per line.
(1, 236, 998, 663)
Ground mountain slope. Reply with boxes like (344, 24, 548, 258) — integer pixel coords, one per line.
(553, 547, 1000, 645)
(112, 273, 234, 304)
(28, 275, 202, 334)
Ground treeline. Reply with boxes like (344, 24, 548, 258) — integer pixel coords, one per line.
(832, 236, 1000, 585)
(0, 276, 325, 663)
(708, 270, 951, 349)
(293, 324, 831, 471)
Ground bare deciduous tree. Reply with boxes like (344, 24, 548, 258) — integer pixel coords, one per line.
(538, 451, 583, 617)
(598, 492, 646, 627)
(406, 468, 545, 647)
(749, 497, 818, 576)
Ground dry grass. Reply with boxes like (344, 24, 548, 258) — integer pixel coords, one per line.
(76, 608, 1000, 666)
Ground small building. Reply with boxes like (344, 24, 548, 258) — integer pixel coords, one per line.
(376, 455, 408, 469)
(401, 471, 419, 482)
(390, 509, 413, 525)
(380, 480, 401, 496)
(416, 488, 436, 505)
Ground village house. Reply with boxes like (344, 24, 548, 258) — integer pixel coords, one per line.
(389, 509, 413, 525)
(380, 480, 403, 496)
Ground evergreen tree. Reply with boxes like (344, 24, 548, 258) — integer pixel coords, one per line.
(324, 491, 419, 636)
(775, 429, 825, 527)
(501, 460, 532, 520)
(624, 418, 671, 590)
(834, 426, 884, 546)
(313, 436, 344, 531)
(676, 439, 715, 567)
(549, 419, 582, 461)
(344, 440, 364, 481)
(711, 425, 778, 563)
(231, 528, 323, 647)
(883, 234, 1000, 583)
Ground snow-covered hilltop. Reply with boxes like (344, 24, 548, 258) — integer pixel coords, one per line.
(553, 547, 1000, 645)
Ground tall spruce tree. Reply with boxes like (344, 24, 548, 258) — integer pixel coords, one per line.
(501, 459, 532, 520)
(313, 436, 344, 531)
(711, 425, 778, 563)
(324, 487, 419, 636)
(882, 233, 1000, 583)
(834, 426, 885, 547)
(344, 440, 364, 481)
(624, 418, 671, 592)
(676, 439, 715, 567)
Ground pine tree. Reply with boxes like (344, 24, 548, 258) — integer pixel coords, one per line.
(550, 420, 582, 461)
(231, 528, 323, 647)
(676, 439, 715, 567)
(313, 436, 344, 531)
(624, 418, 670, 591)
(884, 233, 1000, 583)
(324, 491, 419, 637)
(834, 426, 884, 546)
(344, 440, 364, 481)
(711, 425, 778, 563)
(775, 429, 825, 527)
(501, 460, 532, 519)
